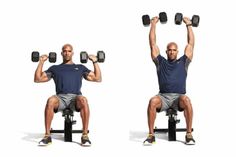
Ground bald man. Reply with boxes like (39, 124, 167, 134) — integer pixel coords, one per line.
(35, 44, 102, 146)
(143, 17, 195, 145)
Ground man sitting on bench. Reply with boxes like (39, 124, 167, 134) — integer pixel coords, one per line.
(34, 44, 102, 146)
(143, 16, 195, 145)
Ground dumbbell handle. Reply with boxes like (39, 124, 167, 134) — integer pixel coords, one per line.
(39, 55, 49, 62)
(88, 54, 98, 63)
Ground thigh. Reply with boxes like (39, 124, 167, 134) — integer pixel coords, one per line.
(178, 95, 190, 111)
(54, 94, 67, 112)
(47, 95, 60, 111)
(160, 93, 182, 111)
(55, 94, 77, 112)
(74, 95, 88, 111)
(157, 93, 171, 112)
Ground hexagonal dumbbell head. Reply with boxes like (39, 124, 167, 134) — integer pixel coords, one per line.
(49, 52, 57, 63)
(142, 15, 151, 26)
(97, 51, 105, 63)
(192, 15, 200, 27)
(80, 51, 88, 63)
(175, 13, 183, 25)
(159, 12, 167, 24)
(31, 51, 39, 62)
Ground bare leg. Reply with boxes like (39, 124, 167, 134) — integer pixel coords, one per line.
(44, 96, 59, 135)
(179, 95, 193, 133)
(147, 96, 162, 134)
(76, 96, 90, 134)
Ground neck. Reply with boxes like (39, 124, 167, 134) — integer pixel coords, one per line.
(63, 60, 74, 64)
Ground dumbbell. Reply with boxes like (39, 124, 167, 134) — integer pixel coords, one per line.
(142, 12, 168, 26)
(31, 51, 57, 63)
(175, 13, 200, 27)
(80, 51, 105, 63)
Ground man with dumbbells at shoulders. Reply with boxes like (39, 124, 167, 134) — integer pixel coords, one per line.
(35, 44, 102, 146)
(143, 16, 195, 145)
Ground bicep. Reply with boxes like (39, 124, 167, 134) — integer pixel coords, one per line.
(85, 71, 95, 81)
(184, 44, 193, 60)
(39, 72, 50, 82)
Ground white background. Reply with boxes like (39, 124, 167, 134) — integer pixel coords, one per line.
(0, 0, 236, 156)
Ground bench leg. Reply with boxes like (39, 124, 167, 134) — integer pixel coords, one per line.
(168, 117, 176, 141)
(64, 117, 72, 142)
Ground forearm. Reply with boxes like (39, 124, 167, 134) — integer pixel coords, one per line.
(34, 61, 44, 82)
(149, 24, 156, 47)
(187, 25, 195, 48)
(149, 23, 160, 59)
(92, 63, 102, 82)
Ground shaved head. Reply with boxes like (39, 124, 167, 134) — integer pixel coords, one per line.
(62, 44, 73, 51)
(167, 42, 178, 50)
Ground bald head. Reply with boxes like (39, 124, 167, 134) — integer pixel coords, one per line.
(167, 42, 178, 50)
(62, 44, 73, 51)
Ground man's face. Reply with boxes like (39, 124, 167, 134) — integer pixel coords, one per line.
(166, 44, 178, 61)
(61, 46, 73, 62)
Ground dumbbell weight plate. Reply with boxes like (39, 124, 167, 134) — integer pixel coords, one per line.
(80, 51, 88, 63)
(175, 13, 183, 25)
(49, 52, 57, 63)
(142, 15, 151, 26)
(32, 51, 39, 62)
(159, 12, 167, 24)
(97, 51, 105, 63)
(192, 15, 200, 27)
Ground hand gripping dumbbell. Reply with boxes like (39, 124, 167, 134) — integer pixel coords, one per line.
(80, 51, 105, 63)
(175, 13, 200, 27)
(142, 12, 167, 26)
(31, 51, 57, 63)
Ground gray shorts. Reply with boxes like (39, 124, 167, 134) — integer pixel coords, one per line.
(54, 94, 81, 112)
(157, 93, 184, 112)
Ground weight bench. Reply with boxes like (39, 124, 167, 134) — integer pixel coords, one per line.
(153, 108, 193, 141)
(50, 108, 84, 142)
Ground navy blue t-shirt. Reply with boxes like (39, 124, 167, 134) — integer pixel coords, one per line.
(154, 54, 191, 94)
(45, 64, 91, 95)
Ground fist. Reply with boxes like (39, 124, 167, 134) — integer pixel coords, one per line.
(88, 54, 97, 63)
(151, 16, 159, 24)
(183, 17, 191, 25)
(40, 54, 48, 62)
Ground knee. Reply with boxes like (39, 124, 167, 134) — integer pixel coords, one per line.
(46, 96, 58, 109)
(76, 96, 88, 108)
(179, 96, 192, 108)
(149, 97, 161, 109)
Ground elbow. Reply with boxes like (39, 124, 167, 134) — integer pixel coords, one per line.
(95, 77, 102, 82)
(34, 77, 40, 83)
(34, 79, 39, 83)
(96, 78, 102, 82)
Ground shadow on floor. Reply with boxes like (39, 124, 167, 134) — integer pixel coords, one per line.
(21, 132, 64, 143)
(129, 130, 169, 143)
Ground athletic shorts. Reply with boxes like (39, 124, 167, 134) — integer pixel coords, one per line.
(54, 94, 81, 112)
(157, 93, 184, 112)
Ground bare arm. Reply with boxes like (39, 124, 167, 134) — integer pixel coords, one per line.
(34, 55, 50, 83)
(183, 17, 195, 60)
(86, 55, 102, 82)
(149, 17, 160, 60)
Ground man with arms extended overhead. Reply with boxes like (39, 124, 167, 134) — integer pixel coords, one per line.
(143, 16, 195, 145)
